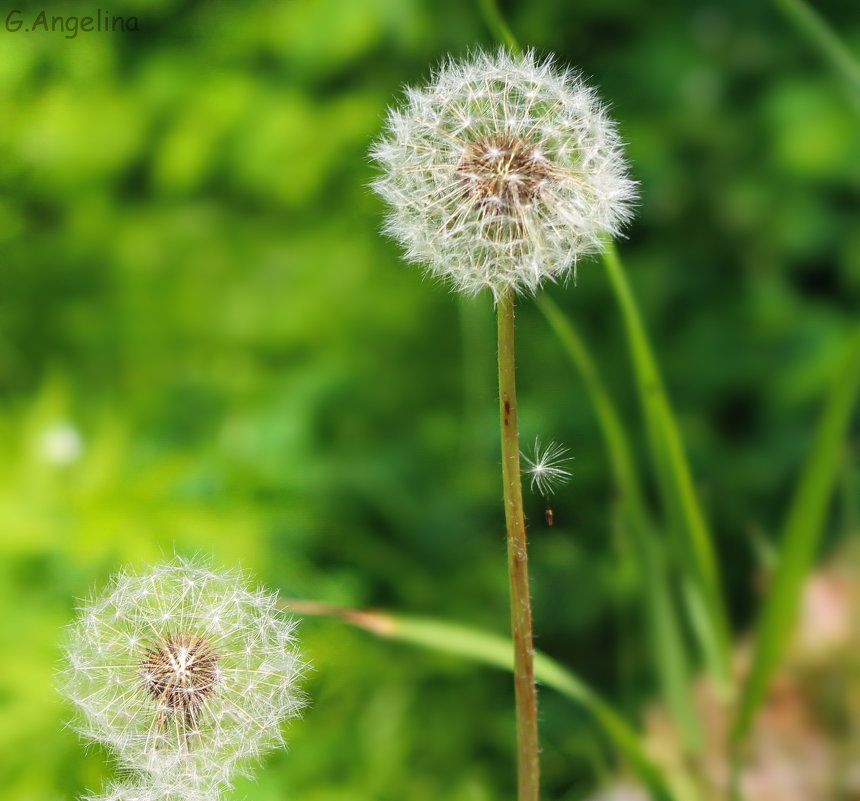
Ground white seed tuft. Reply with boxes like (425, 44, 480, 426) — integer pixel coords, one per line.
(58, 558, 306, 791)
(371, 49, 637, 301)
(522, 438, 573, 496)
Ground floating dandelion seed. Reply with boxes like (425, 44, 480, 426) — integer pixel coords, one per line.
(59, 559, 306, 789)
(522, 439, 573, 496)
(371, 49, 636, 301)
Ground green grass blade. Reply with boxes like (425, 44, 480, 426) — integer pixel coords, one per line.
(773, 0, 860, 103)
(537, 294, 700, 751)
(477, 0, 522, 53)
(601, 242, 732, 688)
(536, 295, 647, 514)
(284, 600, 686, 800)
(732, 323, 860, 742)
(378, 614, 682, 801)
(634, 524, 702, 752)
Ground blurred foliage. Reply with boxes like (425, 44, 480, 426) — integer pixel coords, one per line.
(1, 0, 859, 799)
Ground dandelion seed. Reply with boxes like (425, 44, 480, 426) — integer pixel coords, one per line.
(522, 438, 573, 496)
(59, 558, 306, 788)
(371, 49, 636, 301)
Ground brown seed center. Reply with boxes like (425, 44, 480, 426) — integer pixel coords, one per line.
(140, 632, 220, 721)
(457, 134, 552, 215)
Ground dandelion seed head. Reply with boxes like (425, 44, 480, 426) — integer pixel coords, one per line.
(371, 49, 636, 301)
(59, 558, 306, 787)
(522, 438, 573, 496)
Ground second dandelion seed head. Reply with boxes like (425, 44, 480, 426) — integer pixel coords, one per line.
(59, 558, 306, 790)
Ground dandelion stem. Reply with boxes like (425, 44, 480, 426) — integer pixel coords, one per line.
(496, 289, 540, 801)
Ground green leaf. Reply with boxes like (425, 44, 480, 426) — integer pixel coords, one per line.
(732, 323, 860, 742)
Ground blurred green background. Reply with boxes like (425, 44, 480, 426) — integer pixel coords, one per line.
(1, 0, 859, 799)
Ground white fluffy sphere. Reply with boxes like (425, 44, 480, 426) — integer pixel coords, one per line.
(59, 559, 305, 789)
(371, 49, 636, 300)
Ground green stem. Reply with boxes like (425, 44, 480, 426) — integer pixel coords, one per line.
(474, 14, 539, 793)
(497, 289, 540, 801)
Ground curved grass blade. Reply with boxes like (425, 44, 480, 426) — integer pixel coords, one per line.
(536, 295, 647, 515)
(284, 599, 685, 801)
(732, 323, 860, 742)
(773, 0, 860, 105)
(477, 0, 522, 54)
(601, 242, 732, 689)
(537, 294, 700, 751)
